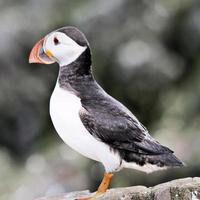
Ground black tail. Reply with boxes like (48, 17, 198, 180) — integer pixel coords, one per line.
(116, 133, 185, 168)
(145, 153, 185, 168)
(120, 150, 185, 168)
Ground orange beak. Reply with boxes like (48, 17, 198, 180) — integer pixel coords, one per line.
(29, 38, 55, 64)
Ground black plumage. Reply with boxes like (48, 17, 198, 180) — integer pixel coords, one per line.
(57, 27, 184, 169)
(79, 90, 183, 167)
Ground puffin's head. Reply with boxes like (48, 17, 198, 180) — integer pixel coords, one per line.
(29, 27, 89, 66)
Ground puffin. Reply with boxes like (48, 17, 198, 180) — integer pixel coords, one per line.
(29, 26, 184, 199)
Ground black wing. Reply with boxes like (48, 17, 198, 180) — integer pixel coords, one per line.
(79, 96, 172, 156)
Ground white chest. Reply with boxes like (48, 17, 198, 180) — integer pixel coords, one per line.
(49, 83, 100, 159)
(49, 83, 122, 172)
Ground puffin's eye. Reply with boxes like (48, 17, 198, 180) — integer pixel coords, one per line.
(53, 37, 59, 45)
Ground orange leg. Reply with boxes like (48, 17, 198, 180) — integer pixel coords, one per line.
(96, 172, 113, 194)
(77, 173, 113, 200)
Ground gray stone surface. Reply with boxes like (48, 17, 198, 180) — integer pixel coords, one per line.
(36, 177, 200, 200)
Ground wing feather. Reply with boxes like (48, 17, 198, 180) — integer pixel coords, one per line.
(79, 96, 172, 156)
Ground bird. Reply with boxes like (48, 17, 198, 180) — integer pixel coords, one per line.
(29, 26, 184, 199)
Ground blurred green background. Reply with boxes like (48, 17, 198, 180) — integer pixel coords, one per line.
(0, 0, 200, 199)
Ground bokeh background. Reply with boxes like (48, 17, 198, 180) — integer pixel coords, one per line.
(0, 0, 200, 199)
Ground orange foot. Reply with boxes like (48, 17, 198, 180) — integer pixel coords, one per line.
(76, 173, 113, 200)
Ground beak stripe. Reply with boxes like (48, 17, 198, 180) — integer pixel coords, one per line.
(45, 50, 53, 58)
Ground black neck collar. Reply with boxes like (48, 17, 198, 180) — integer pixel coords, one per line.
(58, 47, 99, 98)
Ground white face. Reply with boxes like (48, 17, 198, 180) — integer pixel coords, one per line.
(43, 32, 87, 66)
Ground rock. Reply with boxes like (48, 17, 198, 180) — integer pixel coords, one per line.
(36, 191, 91, 200)
(36, 177, 200, 200)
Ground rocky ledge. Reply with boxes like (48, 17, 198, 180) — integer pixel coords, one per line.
(36, 177, 200, 200)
